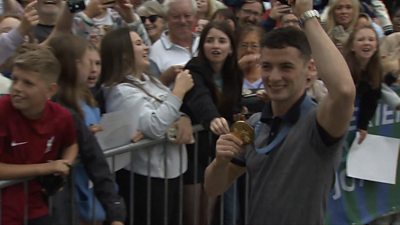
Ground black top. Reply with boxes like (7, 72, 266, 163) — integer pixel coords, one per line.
(356, 80, 381, 130)
(50, 104, 126, 223)
(182, 57, 242, 128)
(181, 57, 242, 179)
(33, 24, 54, 43)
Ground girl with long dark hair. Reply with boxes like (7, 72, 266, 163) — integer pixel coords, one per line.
(181, 21, 243, 225)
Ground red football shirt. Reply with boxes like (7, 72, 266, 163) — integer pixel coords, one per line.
(0, 95, 77, 225)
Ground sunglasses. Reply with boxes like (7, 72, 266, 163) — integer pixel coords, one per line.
(140, 15, 158, 23)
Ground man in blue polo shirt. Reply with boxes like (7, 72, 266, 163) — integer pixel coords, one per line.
(204, 0, 356, 224)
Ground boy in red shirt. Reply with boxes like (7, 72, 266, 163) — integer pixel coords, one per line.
(0, 45, 78, 225)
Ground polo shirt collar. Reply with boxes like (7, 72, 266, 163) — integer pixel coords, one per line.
(260, 93, 307, 125)
(160, 30, 199, 51)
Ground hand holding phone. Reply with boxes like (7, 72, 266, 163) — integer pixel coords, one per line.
(269, 0, 292, 20)
(102, 0, 116, 8)
(277, 0, 289, 5)
(67, 0, 86, 13)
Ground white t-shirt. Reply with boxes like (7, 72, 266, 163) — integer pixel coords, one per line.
(149, 31, 199, 74)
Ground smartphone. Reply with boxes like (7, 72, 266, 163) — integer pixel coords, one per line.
(102, 0, 116, 4)
(277, 0, 289, 5)
(67, 0, 86, 13)
(102, 0, 116, 7)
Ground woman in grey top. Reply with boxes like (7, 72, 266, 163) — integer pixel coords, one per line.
(100, 27, 194, 225)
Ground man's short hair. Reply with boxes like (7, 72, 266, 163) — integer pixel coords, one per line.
(13, 44, 61, 84)
(237, 0, 265, 13)
(163, 0, 197, 16)
(262, 27, 312, 60)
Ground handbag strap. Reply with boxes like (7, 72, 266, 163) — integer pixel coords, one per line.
(123, 76, 164, 103)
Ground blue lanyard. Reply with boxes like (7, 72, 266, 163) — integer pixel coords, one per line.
(255, 96, 315, 154)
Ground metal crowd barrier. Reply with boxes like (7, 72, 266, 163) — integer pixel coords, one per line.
(0, 125, 247, 225)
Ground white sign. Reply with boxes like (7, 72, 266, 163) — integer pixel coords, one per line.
(347, 133, 400, 184)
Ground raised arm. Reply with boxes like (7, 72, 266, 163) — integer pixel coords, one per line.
(41, 2, 73, 45)
(3, 0, 24, 16)
(0, 1, 38, 64)
(113, 0, 151, 46)
(291, 0, 355, 138)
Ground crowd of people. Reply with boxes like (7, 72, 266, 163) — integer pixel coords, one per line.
(0, 0, 399, 224)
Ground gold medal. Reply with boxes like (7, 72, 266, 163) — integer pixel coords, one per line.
(231, 121, 254, 145)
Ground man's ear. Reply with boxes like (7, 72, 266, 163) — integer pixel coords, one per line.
(306, 58, 317, 88)
(47, 82, 59, 99)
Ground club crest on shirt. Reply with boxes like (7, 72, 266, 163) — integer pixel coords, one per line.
(44, 136, 55, 154)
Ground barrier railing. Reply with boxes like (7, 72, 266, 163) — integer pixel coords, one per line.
(0, 125, 244, 225)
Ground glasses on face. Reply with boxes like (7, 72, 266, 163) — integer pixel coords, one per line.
(240, 42, 260, 50)
(140, 15, 158, 23)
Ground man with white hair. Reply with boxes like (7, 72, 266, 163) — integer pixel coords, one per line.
(149, 0, 199, 86)
(149, 0, 204, 224)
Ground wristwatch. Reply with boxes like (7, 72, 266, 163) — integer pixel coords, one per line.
(299, 9, 320, 27)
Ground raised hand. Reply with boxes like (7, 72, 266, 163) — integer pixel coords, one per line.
(19, 0, 39, 36)
(269, 1, 291, 20)
(160, 64, 184, 85)
(172, 69, 194, 99)
(114, 0, 135, 23)
(288, 0, 313, 17)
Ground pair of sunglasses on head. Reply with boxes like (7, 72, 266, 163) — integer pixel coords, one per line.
(140, 15, 159, 23)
